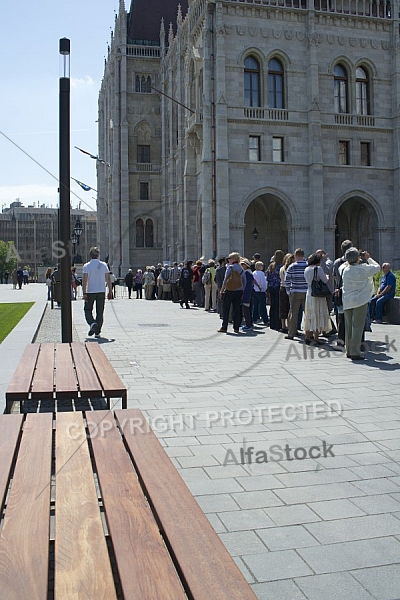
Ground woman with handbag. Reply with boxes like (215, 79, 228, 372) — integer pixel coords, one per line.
(303, 253, 331, 345)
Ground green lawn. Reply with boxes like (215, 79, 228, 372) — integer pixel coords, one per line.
(0, 302, 34, 343)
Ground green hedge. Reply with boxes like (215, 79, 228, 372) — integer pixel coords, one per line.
(373, 271, 400, 296)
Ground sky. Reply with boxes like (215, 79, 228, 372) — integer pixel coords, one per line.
(0, 0, 122, 212)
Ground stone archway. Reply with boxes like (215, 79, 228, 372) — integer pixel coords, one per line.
(335, 195, 379, 258)
(244, 194, 288, 263)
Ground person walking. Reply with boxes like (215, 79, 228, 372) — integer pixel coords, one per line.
(252, 262, 269, 325)
(82, 247, 113, 338)
(4, 270, 9, 285)
(45, 267, 53, 301)
(16, 267, 24, 290)
(124, 269, 134, 299)
(134, 269, 143, 298)
(179, 261, 194, 309)
(203, 259, 217, 311)
(266, 250, 284, 330)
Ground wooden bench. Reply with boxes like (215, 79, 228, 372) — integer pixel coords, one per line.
(5, 342, 127, 413)
(0, 409, 257, 600)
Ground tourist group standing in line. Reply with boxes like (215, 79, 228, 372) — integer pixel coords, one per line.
(122, 241, 395, 361)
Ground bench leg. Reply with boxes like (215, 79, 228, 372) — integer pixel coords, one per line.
(5, 399, 12, 414)
(122, 393, 127, 410)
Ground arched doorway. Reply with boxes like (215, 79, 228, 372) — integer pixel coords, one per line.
(335, 196, 378, 258)
(244, 194, 288, 263)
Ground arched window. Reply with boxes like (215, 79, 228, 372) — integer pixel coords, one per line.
(356, 67, 370, 115)
(136, 219, 144, 247)
(244, 56, 260, 107)
(334, 64, 348, 113)
(145, 219, 154, 247)
(268, 58, 284, 109)
(140, 76, 146, 93)
(146, 76, 151, 93)
(135, 75, 140, 92)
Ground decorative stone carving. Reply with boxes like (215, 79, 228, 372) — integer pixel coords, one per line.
(237, 26, 245, 35)
(249, 27, 258, 37)
(285, 30, 293, 40)
(273, 29, 282, 39)
(349, 38, 357, 47)
(308, 32, 320, 46)
(338, 36, 346, 46)
(224, 24, 233, 35)
(296, 31, 305, 42)
(381, 40, 389, 50)
(371, 39, 378, 49)
(327, 34, 335, 45)
(261, 28, 270, 38)
(360, 38, 368, 48)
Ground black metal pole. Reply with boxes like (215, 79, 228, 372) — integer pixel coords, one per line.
(59, 38, 72, 342)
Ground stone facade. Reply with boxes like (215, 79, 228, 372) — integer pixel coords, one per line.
(99, 0, 400, 271)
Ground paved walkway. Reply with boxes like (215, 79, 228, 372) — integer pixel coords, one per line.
(1, 283, 400, 599)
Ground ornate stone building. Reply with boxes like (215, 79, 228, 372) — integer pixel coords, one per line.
(99, 0, 399, 272)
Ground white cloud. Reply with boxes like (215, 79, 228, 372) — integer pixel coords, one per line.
(71, 75, 94, 88)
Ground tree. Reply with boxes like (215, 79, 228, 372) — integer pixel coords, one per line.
(0, 240, 19, 274)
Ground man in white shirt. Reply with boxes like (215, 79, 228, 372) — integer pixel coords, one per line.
(82, 247, 112, 338)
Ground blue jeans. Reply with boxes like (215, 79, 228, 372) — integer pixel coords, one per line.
(84, 292, 106, 333)
(369, 294, 393, 321)
(252, 291, 268, 324)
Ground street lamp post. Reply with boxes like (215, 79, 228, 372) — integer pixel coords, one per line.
(59, 37, 72, 342)
(72, 218, 83, 264)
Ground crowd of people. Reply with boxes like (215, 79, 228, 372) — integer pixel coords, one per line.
(123, 242, 395, 361)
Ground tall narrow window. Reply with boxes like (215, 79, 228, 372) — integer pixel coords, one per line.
(137, 145, 150, 163)
(249, 136, 261, 161)
(136, 219, 144, 247)
(146, 76, 151, 93)
(356, 67, 370, 115)
(339, 140, 350, 165)
(140, 182, 149, 200)
(272, 136, 284, 162)
(334, 64, 348, 113)
(360, 142, 371, 166)
(135, 75, 140, 92)
(268, 58, 284, 109)
(145, 219, 154, 247)
(244, 57, 260, 107)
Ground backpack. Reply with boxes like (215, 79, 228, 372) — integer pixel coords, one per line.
(202, 269, 211, 285)
(225, 267, 242, 291)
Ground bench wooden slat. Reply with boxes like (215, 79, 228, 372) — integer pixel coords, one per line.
(71, 342, 103, 397)
(5, 344, 40, 401)
(88, 411, 187, 600)
(85, 343, 126, 397)
(0, 413, 53, 600)
(0, 414, 24, 514)
(55, 344, 79, 399)
(31, 343, 55, 400)
(55, 412, 117, 600)
(116, 409, 258, 600)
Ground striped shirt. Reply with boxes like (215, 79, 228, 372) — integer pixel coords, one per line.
(285, 260, 308, 294)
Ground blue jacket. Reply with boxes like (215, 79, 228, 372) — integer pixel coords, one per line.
(242, 270, 254, 304)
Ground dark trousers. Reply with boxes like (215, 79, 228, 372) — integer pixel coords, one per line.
(84, 292, 106, 333)
(222, 290, 242, 330)
(268, 286, 280, 330)
(253, 292, 268, 324)
(242, 304, 252, 327)
(136, 284, 142, 299)
(181, 286, 191, 308)
(127, 285, 133, 298)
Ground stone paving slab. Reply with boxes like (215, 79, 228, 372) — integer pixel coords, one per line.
(1, 285, 400, 599)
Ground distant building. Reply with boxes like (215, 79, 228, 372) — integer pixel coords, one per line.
(0, 203, 97, 272)
(99, 0, 399, 270)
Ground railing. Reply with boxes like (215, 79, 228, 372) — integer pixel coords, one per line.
(224, 0, 391, 17)
(135, 163, 161, 172)
(244, 107, 289, 121)
(334, 114, 376, 126)
(126, 45, 161, 58)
